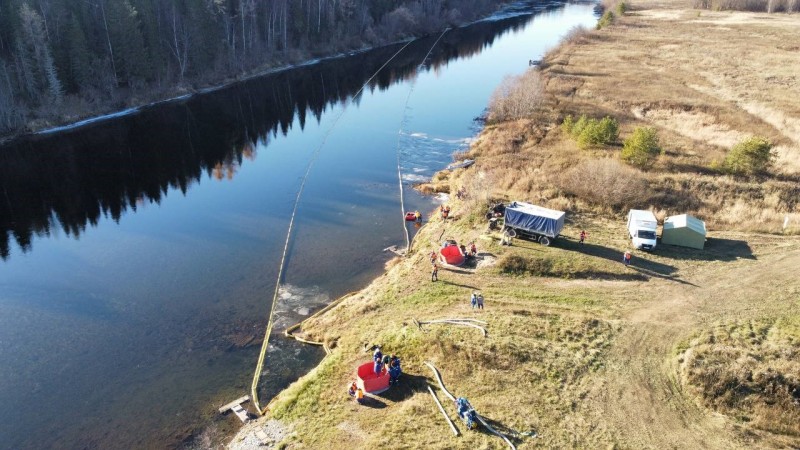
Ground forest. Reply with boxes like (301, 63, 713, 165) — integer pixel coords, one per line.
(0, 0, 504, 137)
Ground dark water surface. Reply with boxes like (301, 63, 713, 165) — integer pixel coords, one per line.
(0, 2, 597, 448)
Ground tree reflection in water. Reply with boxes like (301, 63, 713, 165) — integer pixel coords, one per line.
(0, 7, 558, 260)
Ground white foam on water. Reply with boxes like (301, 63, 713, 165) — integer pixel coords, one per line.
(434, 193, 451, 203)
(401, 174, 429, 183)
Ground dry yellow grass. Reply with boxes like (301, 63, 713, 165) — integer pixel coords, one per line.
(449, 0, 800, 233)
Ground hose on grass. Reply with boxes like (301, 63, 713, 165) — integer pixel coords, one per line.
(424, 362, 517, 450)
(416, 318, 488, 337)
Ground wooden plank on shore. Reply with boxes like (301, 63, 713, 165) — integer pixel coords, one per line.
(232, 404, 249, 423)
(218, 395, 250, 413)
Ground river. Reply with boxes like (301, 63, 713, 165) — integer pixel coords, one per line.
(0, 2, 598, 448)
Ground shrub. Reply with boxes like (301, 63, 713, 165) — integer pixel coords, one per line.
(621, 127, 661, 168)
(561, 25, 590, 45)
(498, 254, 533, 275)
(617, 1, 628, 14)
(562, 114, 619, 148)
(487, 69, 544, 122)
(722, 136, 774, 175)
(559, 158, 649, 210)
(596, 11, 614, 29)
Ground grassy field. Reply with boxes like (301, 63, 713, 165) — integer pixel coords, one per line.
(228, 0, 800, 448)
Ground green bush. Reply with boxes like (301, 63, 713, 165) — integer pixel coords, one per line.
(498, 254, 532, 275)
(561, 115, 576, 135)
(621, 127, 661, 168)
(596, 11, 614, 29)
(498, 254, 554, 277)
(562, 114, 619, 148)
(722, 136, 774, 175)
(616, 1, 628, 15)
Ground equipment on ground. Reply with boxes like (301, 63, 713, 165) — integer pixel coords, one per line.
(455, 397, 479, 430)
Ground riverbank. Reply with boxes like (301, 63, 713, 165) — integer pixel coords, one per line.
(228, 0, 800, 448)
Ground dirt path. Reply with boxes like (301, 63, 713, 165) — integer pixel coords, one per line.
(589, 241, 800, 448)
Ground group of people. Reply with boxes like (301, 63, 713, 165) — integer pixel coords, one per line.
(348, 346, 403, 405)
(470, 291, 484, 310)
(348, 381, 365, 404)
(373, 346, 402, 385)
(461, 241, 478, 259)
(372, 346, 402, 384)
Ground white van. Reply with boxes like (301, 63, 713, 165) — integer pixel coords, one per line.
(627, 209, 658, 250)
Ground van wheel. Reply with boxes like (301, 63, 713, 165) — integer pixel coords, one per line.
(539, 236, 551, 246)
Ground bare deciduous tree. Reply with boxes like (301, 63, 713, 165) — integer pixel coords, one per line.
(488, 69, 544, 122)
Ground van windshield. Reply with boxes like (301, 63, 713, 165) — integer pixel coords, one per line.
(637, 230, 656, 240)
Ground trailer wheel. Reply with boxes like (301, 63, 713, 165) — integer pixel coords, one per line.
(539, 236, 551, 246)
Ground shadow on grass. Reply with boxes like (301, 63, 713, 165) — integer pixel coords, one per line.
(627, 265, 697, 287)
(657, 237, 755, 262)
(377, 373, 429, 403)
(359, 394, 387, 409)
(439, 280, 480, 290)
(557, 238, 680, 277)
(475, 414, 524, 446)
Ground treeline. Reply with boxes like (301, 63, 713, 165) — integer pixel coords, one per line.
(0, 0, 502, 136)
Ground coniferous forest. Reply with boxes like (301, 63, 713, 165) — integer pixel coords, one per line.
(0, 0, 505, 137)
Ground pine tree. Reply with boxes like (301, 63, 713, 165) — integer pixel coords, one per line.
(106, 0, 151, 85)
(65, 14, 92, 92)
(15, 3, 63, 103)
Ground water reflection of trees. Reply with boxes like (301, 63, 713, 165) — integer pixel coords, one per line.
(0, 10, 550, 260)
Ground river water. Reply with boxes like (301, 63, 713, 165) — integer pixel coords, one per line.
(0, 2, 597, 448)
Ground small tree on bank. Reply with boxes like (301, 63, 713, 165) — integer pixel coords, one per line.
(722, 136, 774, 175)
(621, 127, 661, 168)
(562, 114, 619, 148)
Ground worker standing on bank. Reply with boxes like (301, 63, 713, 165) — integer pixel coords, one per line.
(580, 230, 587, 244)
(431, 262, 439, 282)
